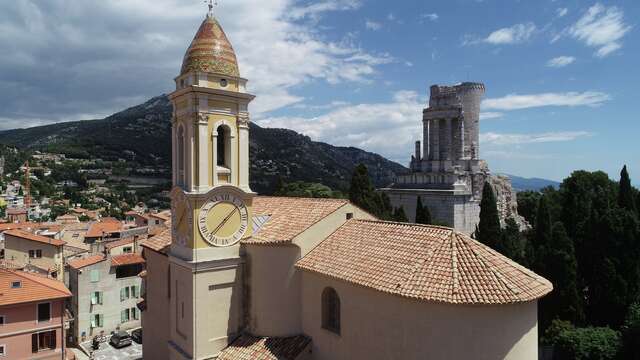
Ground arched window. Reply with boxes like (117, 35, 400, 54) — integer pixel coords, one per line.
(216, 125, 231, 168)
(322, 287, 340, 334)
(177, 126, 185, 186)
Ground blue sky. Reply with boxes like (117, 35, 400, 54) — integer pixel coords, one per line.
(0, 0, 637, 182)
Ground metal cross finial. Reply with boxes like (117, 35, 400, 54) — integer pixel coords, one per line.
(205, 0, 218, 17)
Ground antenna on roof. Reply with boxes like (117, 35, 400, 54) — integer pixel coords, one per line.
(205, 0, 218, 17)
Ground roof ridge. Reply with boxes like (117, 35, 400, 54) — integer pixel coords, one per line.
(256, 196, 348, 202)
(352, 219, 455, 231)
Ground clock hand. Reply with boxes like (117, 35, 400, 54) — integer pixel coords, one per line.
(211, 207, 238, 235)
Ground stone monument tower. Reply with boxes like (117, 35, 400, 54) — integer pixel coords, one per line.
(166, 11, 255, 359)
(381, 82, 524, 234)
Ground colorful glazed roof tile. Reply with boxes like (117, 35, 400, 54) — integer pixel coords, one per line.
(111, 253, 145, 267)
(140, 227, 172, 254)
(67, 255, 106, 270)
(4, 229, 66, 247)
(218, 333, 311, 360)
(296, 219, 553, 305)
(0, 268, 71, 306)
(243, 197, 349, 245)
(181, 15, 240, 77)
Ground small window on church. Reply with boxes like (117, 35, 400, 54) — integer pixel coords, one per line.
(220, 79, 228, 87)
(177, 126, 186, 186)
(322, 287, 340, 335)
(346, 213, 353, 220)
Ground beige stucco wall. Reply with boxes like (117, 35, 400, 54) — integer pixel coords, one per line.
(246, 204, 375, 337)
(142, 249, 170, 360)
(4, 234, 64, 281)
(301, 272, 539, 360)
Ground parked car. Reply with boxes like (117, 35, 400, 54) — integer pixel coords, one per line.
(131, 328, 142, 344)
(110, 331, 132, 349)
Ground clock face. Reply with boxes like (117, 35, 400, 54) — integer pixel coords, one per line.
(198, 193, 249, 247)
(171, 189, 190, 247)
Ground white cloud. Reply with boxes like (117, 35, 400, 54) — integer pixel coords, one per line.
(483, 91, 610, 111)
(420, 13, 439, 22)
(0, 0, 389, 128)
(556, 8, 568, 18)
(480, 131, 593, 145)
(480, 112, 504, 120)
(546, 56, 576, 67)
(365, 20, 382, 31)
(568, 3, 631, 57)
(484, 23, 536, 44)
(257, 90, 424, 162)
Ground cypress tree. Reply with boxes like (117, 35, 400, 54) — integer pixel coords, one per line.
(533, 196, 552, 273)
(415, 197, 432, 224)
(500, 217, 524, 263)
(393, 206, 408, 222)
(619, 165, 637, 214)
(477, 181, 501, 249)
(540, 222, 583, 328)
(349, 164, 375, 210)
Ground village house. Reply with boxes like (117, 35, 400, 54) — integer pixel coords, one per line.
(66, 253, 144, 344)
(3, 230, 65, 281)
(0, 268, 71, 359)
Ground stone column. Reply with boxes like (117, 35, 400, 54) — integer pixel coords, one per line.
(445, 118, 453, 160)
(196, 113, 210, 192)
(459, 119, 465, 160)
(238, 113, 251, 192)
(422, 119, 430, 160)
(431, 119, 440, 160)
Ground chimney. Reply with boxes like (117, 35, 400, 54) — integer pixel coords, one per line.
(415, 141, 421, 161)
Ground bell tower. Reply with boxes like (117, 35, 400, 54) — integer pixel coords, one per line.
(166, 10, 255, 360)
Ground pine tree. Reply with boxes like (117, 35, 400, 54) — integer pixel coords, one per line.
(540, 222, 583, 328)
(619, 165, 637, 214)
(393, 206, 408, 222)
(415, 197, 432, 224)
(476, 181, 501, 249)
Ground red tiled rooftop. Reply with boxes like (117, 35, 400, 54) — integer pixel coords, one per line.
(86, 218, 123, 238)
(104, 238, 135, 250)
(4, 229, 66, 247)
(0, 268, 71, 306)
(111, 253, 145, 267)
(67, 255, 106, 270)
(140, 228, 171, 254)
(243, 196, 350, 245)
(296, 219, 553, 305)
(218, 333, 311, 360)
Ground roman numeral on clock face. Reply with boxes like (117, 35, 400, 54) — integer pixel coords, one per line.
(198, 192, 249, 247)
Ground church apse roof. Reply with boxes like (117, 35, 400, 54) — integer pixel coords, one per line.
(296, 219, 552, 305)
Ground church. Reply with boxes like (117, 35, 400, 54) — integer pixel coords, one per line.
(140, 10, 553, 360)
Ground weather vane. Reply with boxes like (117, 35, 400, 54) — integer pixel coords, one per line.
(205, 0, 218, 17)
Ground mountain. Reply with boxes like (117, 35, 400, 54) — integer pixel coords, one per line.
(0, 95, 407, 194)
(502, 174, 560, 192)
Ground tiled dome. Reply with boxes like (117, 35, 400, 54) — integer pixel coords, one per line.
(180, 15, 239, 77)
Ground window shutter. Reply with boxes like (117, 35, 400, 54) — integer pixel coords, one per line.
(91, 292, 97, 305)
(121, 309, 126, 323)
(99, 314, 104, 327)
(90, 270, 100, 282)
(125, 287, 130, 299)
(98, 292, 103, 304)
(49, 330, 56, 349)
(133, 307, 139, 320)
(91, 317, 96, 328)
(32, 333, 38, 352)
(132, 285, 138, 298)
(120, 288, 125, 301)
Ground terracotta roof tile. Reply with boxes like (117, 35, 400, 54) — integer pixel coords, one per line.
(295, 220, 552, 305)
(140, 228, 171, 254)
(0, 268, 71, 306)
(111, 253, 145, 267)
(218, 334, 311, 360)
(4, 229, 66, 247)
(243, 197, 349, 245)
(67, 255, 106, 270)
(104, 238, 135, 250)
(86, 218, 123, 238)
